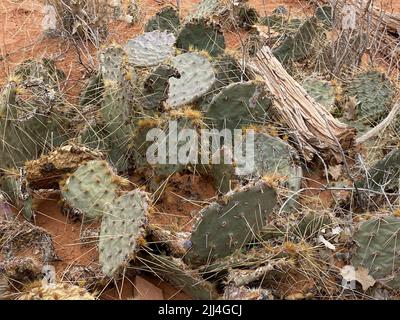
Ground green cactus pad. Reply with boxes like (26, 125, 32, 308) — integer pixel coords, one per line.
(361, 149, 400, 192)
(345, 71, 395, 125)
(145, 6, 181, 34)
(352, 216, 400, 289)
(204, 81, 273, 130)
(315, 5, 333, 27)
(184, 180, 277, 267)
(301, 78, 336, 110)
(188, 0, 222, 21)
(137, 252, 218, 300)
(322, 33, 368, 75)
(140, 64, 179, 109)
(237, 133, 302, 211)
(0, 80, 68, 170)
(236, 5, 259, 28)
(0, 173, 33, 221)
(80, 73, 103, 107)
(99, 189, 149, 277)
(14, 58, 65, 87)
(99, 45, 131, 82)
(238, 133, 302, 184)
(125, 31, 176, 67)
(273, 17, 320, 64)
(199, 53, 245, 109)
(61, 160, 118, 221)
(99, 45, 136, 172)
(166, 52, 216, 107)
(209, 146, 236, 195)
(176, 19, 225, 57)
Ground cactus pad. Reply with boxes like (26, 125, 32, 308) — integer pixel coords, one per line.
(301, 78, 336, 110)
(176, 19, 225, 57)
(99, 45, 131, 82)
(188, 0, 221, 21)
(140, 64, 179, 109)
(166, 52, 216, 107)
(125, 31, 176, 67)
(361, 149, 400, 192)
(315, 5, 333, 27)
(145, 6, 181, 34)
(273, 17, 320, 64)
(61, 160, 118, 221)
(184, 180, 277, 267)
(205, 81, 273, 130)
(138, 252, 217, 300)
(237, 133, 302, 186)
(345, 71, 395, 125)
(352, 216, 400, 289)
(99, 189, 149, 277)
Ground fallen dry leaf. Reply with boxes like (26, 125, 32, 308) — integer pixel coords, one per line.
(355, 267, 376, 291)
(328, 164, 343, 181)
(340, 265, 376, 291)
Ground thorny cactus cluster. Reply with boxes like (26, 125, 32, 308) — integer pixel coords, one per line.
(2, 0, 400, 300)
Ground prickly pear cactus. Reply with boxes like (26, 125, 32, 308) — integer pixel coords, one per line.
(301, 78, 336, 110)
(0, 81, 67, 170)
(61, 160, 118, 221)
(80, 73, 103, 107)
(99, 44, 134, 123)
(273, 17, 320, 64)
(188, 0, 222, 21)
(77, 116, 108, 151)
(322, 33, 368, 75)
(315, 5, 333, 27)
(145, 6, 181, 34)
(139, 64, 179, 109)
(238, 133, 302, 184)
(213, 53, 244, 88)
(236, 5, 259, 28)
(133, 108, 203, 178)
(100, 45, 131, 83)
(99, 45, 136, 171)
(209, 146, 236, 195)
(199, 53, 245, 108)
(184, 180, 277, 267)
(205, 81, 273, 130)
(124, 31, 176, 67)
(99, 189, 149, 277)
(176, 19, 225, 57)
(14, 58, 65, 87)
(293, 213, 332, 239)
(345, 71, 395, 125)
(138, 252, 218, 300)
(0, 58, 70, 171)
(0, 171, 33, 221)
(260, 15, 303, 36)
(151, 109, 204, 177)
(352, 216, 400, 289)
(236, 133, 302, 211)
(18, 282, 95, 300)
(166, 52, 216, 108)
(361, 149, 400, 192)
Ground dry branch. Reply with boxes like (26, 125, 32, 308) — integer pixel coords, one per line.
(333, 0, 400, 70)
(247, 46, 356, 162)
(356, 102, 400, 145)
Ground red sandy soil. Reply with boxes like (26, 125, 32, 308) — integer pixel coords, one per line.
(151, 173, 216, 232)
(1, 0, 400, 300)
